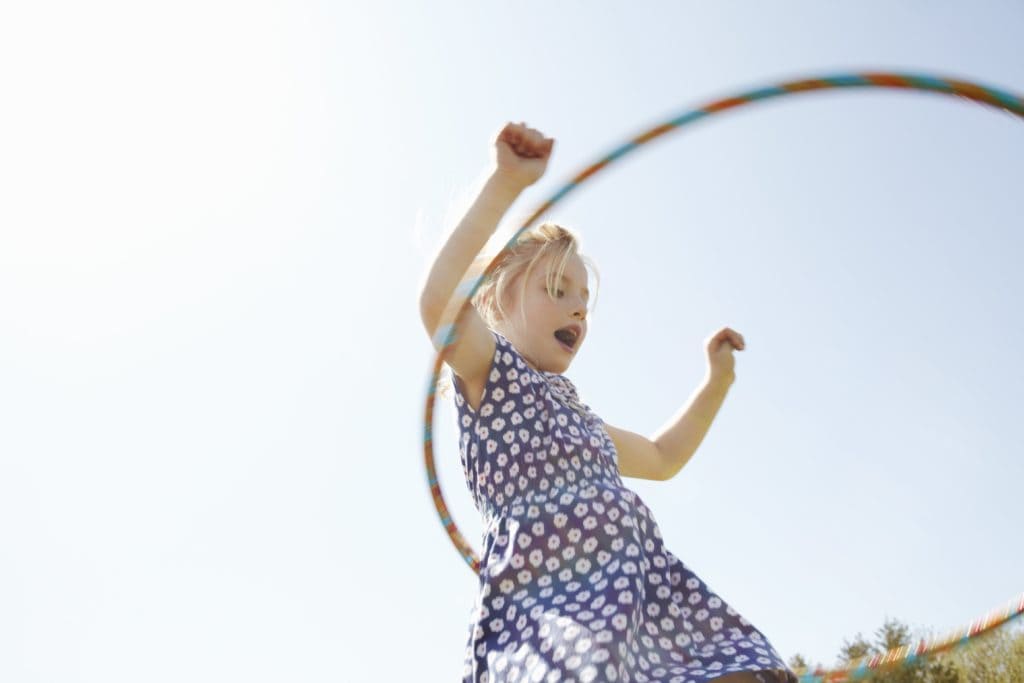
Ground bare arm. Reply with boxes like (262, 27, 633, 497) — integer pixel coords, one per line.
(418, 123, 556, 390)
(602, 423, 668, 481)
(418, 170, 522, 333)
(651, 371, 735, 480)
(608, 328, 745, 481)
(605, 371, 735, 481)
(419, 122, 554, 333)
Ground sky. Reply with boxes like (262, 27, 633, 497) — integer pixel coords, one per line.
(1, 1, 1022, 681)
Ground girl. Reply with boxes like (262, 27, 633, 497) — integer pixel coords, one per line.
(420, 122, 797, 683)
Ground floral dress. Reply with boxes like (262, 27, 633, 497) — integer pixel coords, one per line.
(452, 330, 797, 683)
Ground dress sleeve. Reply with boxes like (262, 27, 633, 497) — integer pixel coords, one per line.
(452, 330, 535, 418)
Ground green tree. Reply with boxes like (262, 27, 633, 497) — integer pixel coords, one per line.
(829, 612, 1024, 682)
(872, 617, 911, 654)
(940, 622, 1024, 682)
(839, 632, 873, 665)
(838, 617, 961, 683)
(787, 652, 826, 679)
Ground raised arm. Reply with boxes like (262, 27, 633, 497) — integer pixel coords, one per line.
(606, 328, 745, 481)
(418, 170, 522, 338)
(419, 123, 555, 390)
(603, 373, 735, 482)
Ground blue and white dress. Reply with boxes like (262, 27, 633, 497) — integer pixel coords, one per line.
(452, 330, 797, 683)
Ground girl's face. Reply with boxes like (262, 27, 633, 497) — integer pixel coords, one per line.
(497, 252, 590, 374)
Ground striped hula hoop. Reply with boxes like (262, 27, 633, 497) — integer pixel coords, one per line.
(423, 70, 1023, 680)
(794, 592, 1024, 681)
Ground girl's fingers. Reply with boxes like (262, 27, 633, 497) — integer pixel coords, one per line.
(499, 121, 552, 159)
(516, 124, 542, 143)
(719, 327, 744, 346)
(710, 328, 744, 350)
(519, 137, 538, 155)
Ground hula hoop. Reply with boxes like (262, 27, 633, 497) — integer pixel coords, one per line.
(422, 71, 1024, 678)
(794, 591, 1024, 682)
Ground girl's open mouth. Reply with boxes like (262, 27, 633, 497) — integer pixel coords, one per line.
(554, 327, 578, 353)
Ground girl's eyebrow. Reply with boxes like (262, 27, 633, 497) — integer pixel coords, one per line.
(558, 274, 590, 298)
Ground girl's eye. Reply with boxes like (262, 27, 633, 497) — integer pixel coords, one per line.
(555, 289, 564, 298)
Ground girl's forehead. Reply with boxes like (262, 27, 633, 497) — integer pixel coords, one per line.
(535, 254, 587, 280)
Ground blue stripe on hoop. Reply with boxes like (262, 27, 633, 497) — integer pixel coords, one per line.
(745, 86, 787, 100)
(987, 87, 1024, 110)
(604, 141, 639, 162)
(669, 110, 709, 127)
(824, 75, 872, 87)
(432, 323, 456, 348)
(456, 274, 484, 298)
(903, 74, 954, 92)
(850, 662, 871, 680)
(548, 182, 577, 204)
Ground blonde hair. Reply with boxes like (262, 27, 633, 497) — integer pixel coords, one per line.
(435, 222, 600, 398)
(472, 221, 599, 329)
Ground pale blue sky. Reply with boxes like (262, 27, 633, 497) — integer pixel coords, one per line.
(1, 1, 1022, 681)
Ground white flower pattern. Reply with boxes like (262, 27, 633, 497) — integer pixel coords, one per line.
(453, 330, 795, 683)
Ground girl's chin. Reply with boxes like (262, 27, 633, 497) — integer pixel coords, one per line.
(554, 335, 578, 355)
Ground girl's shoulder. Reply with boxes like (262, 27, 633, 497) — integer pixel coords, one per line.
(454, 328, 596, 421)
(452, 329, 540, 415)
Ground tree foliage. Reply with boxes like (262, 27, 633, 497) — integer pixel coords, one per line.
(790, 617, 1024, 682)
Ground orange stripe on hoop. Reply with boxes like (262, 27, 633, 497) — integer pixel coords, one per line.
(947, 79, 1002, 106)
(575, 159, 612, 183)
(703, 97, 749, 114)
(863, 74, 914, 88)
(635, 123, 678, 144)
(783, 78, 833, 93)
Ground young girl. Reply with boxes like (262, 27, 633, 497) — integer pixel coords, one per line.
(420, 122, 797, 683)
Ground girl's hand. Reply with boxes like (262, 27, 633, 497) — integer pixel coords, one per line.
(493, 122, 555, 190)
(704, 326, 745, 382)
